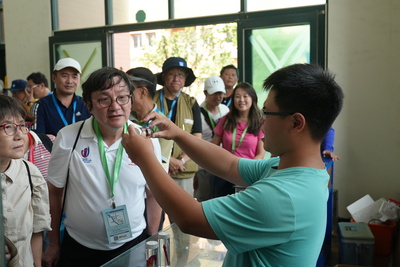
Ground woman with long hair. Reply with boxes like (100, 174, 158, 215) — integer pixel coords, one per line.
(212, 82, 265, 196)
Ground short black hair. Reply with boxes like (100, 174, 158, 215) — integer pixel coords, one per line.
(220, 64, 239, 76)
(26, 72, 49, 87)
(82, 67, 133, 111)
(0, 94, 27, 122)
(126, 67, 157, 98)
(263, 64, 344, 141)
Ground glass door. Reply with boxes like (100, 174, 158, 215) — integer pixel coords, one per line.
(49, 31, 109, 95)
(238, 5, 326, 107)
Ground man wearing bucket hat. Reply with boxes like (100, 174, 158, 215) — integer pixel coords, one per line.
(194, 75, 230, 201)
(153, 57, 202, 197)
(31, 58, 91, 136)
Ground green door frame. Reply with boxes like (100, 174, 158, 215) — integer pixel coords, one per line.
(49, 30, 109, 74)
(49, 5, 325, 84)
(237, 5, 325, 84)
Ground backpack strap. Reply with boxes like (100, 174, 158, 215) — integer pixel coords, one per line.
(200, 107, 215, 136)
(36, 133, 53, 153)
(22, 160, 33, 196)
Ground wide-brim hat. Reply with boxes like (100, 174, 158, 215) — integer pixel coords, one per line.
(156, 57, 196, 87)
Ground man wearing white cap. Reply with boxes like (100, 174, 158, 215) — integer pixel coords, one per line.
(194, 75, 230, 201)
(31, 58, 91, 136)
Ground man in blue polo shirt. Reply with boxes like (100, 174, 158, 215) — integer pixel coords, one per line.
(31, 58, 91, 135)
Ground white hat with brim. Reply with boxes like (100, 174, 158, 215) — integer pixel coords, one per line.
(204, 75, 226, 95)
(53, 58, 82, 74)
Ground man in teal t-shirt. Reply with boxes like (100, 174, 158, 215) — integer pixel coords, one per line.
(122, 64, 344, 266)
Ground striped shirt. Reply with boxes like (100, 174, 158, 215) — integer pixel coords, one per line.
(24, 131, 55, 181)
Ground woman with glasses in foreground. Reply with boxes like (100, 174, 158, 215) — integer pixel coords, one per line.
(0, 94, 51, 266)
(43, 67, 162, 267)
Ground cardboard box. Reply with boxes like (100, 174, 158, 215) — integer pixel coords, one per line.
(338, 222, 374, 266)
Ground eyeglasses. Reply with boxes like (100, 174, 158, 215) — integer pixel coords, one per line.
(26, 84, 40, 91)
(92, 95, 132, 108)
(260, 108, 295, 120)
(0, 122, 31, 136)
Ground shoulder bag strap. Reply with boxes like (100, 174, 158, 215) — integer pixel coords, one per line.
(200, 107, 214, 130)
(61, 120, 85, 216)
(22, 160, 33, 196)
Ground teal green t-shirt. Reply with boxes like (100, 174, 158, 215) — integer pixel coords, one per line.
(202, 157, 329, 267)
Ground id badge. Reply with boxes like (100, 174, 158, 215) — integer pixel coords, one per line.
(102, 204, 132, 244)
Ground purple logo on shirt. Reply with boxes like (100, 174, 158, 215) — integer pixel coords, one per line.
(81, 147, 90, 158)
(81, 147, 91, 163)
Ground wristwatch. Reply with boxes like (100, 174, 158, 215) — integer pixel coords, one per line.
(177, 156, 186, 165)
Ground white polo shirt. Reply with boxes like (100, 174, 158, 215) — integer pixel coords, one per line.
(48, 117, 161, 250)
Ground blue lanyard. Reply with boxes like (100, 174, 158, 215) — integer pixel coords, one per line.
(160, 90, 180, 120)
(52, 93, 77, 126)
(225, 97, 232, 107)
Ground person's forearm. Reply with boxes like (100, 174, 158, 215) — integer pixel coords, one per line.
(145, 189, 162, 236)
(47, 184, 63, 246)
(137, 155, 217, 239)
(253, 140, 266, 159)
(178, 132, 202, 164)
(31, 232, 43, 267)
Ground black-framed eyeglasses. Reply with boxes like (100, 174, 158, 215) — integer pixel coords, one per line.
(92, 95, 132, 108)
(261, 108, 295, 120)
(0, 122, 31, 136)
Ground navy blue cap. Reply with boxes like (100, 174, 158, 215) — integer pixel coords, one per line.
(5, 79, 27, 92)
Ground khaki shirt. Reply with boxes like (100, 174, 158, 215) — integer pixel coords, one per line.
(2, 159, 51, 266)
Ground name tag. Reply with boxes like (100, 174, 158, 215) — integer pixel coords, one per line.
(184, 119, 194, 125)
(102, 204, 132, 244)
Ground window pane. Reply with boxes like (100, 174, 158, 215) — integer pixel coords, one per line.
(112, 0, 168, 24)
(174, 0, 240, 19)
(247, 0, 325, 12)
(54, 42, 102, 95)
(58, 0, 105, 30)
(249, 25, 310, 107)
(113, 23, 237, 101)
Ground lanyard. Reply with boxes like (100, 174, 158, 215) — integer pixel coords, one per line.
(231, 124, 248, 152)
(160, 90, 180, 120)
(52, 93, 77, 126)
(93, 119, 127, 207)
(133, 107, 160, 127)
(204, 106, 221, 129)
(27, 132, 35, 163)
(225, 97, 232, 107)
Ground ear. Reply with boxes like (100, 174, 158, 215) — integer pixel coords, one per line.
(85, 101, 93, 112)
(290, 113, 306, 133)
(141, 87, 149, 98)
(51, 73, 57, 83)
